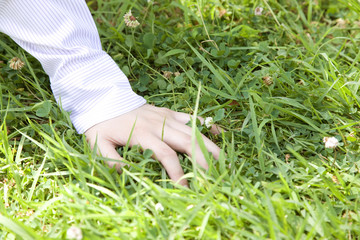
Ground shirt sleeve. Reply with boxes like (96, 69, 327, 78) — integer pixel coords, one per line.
(0, 0, 146, 133)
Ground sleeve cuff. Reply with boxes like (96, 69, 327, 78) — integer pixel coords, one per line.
(50, 53, 147, 134)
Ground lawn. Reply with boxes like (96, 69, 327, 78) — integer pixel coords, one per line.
(1, 0, 360, 239)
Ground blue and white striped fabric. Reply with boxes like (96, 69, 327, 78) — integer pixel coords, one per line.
(0, 0, 146, 133)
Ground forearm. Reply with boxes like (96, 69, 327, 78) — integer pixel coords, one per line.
(0, 0, 146, 133)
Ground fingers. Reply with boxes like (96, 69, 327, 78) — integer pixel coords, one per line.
(159, 127, 208, 169)
(172, 111, 203, 124)
(160, 124, 219, 168)
(166, 120, 221, 160)
(85, 132, 125, 173)
(140, 136, 188, 186)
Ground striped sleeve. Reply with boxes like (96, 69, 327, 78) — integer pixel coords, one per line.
(0, 0, 146, 133)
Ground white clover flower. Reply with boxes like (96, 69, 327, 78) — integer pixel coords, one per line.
(9, 57, 25, 70)
(186, 204, 194, 210)
(323, 137, 339, 149)
(155, 203, 164, 211)
(336, 18, 347, 29)
(263, 76, 273, 86)
(66, 226, 83, 240)
(162, 71, 173, 79)
(255, 7, 264, 16)
(124, 10, 140, 28)
(204, 117, 214, 128)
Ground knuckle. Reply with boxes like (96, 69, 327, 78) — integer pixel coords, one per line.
(182, 138, 193, 152)
(160, 107, 169, 112)
(160, 107, 174, 117)
(154, 146, 177, 160)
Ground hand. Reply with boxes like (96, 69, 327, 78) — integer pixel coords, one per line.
(84, 104, 221, 186)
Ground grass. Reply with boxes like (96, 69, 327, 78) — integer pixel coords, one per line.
(1, 0, 360, 239)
